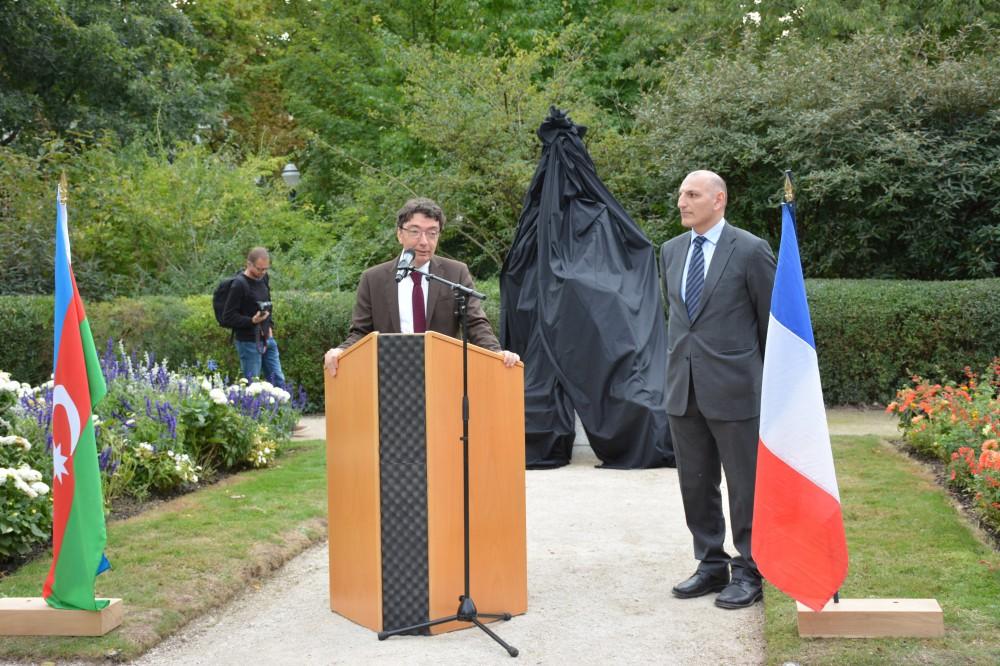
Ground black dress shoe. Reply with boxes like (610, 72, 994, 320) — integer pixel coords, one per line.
(714, 579, 763, 609)
(671, 570, 730, 599)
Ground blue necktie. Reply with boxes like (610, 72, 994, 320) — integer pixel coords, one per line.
(685, 236, 707, 319)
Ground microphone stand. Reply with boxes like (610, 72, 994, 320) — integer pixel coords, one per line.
(377, 267, 518, 658)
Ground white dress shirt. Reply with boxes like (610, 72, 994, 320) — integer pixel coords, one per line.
(681, 219, 726, 303)
(398, 261, 430, 333)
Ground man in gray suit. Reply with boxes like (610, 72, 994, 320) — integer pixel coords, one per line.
(324, 197, 519, 375)
(660, 170, 776, 609)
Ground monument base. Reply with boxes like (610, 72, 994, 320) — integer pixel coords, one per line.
(797, 598, 943, 638)
(0, 597, 124, 636)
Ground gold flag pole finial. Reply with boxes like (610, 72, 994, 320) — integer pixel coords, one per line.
(59, 172, 69, 204)
(783, 170, 795, 203)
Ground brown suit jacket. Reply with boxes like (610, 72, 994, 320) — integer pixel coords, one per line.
(338, 255, 501, 352)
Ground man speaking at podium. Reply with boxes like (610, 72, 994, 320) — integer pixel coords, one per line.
(324, 197, 520, 376)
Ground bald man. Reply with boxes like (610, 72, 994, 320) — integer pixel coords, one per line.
(660, 170, 776, 609)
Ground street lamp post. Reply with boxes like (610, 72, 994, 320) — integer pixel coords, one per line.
(281, 163, 300, 200)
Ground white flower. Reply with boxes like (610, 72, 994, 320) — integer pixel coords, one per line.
(19, 466, 42, 483)
(984, 424, 993, 436)
(781, 29, 790, 37)
(743, 11, 761, 25)
(209, 388, 228, 405)
(201, 378, 212, 391)
(779, 14, 794, 23)
(1, 465, 46, 498)
(0, 435, 32, 451)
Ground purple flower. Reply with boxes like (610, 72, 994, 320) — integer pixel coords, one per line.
(98, 445, 113, 472)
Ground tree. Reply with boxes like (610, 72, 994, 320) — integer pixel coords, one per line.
(628, 27, 1000, 279)
(0, 0, 228, 150)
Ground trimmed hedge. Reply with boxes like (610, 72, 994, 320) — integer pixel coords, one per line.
(807, 279, 1000, 404)
(2, 279, 996, 407)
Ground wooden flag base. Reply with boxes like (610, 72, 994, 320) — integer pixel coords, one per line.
(797, 598, 943, 638)
(0, 597, 124, 636)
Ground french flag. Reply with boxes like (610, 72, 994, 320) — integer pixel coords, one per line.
(752, 195, 848, 612)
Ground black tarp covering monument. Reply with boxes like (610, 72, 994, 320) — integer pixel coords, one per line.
(500, 107, 674, 469)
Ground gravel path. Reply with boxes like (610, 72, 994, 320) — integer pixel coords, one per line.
(130, 409, 895, 665)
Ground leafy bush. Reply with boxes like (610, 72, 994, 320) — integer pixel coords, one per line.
(628, 27, 1000, 280)
(0, 340, 304, 562)
(807, 279, 1000, 404)
(11, 351, 298, 499)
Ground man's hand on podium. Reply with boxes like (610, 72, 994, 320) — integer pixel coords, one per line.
(324, 347, 344, 377)
(500, 350, 520, 368)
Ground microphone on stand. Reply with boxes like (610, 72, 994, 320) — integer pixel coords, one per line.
(395, 248, 416, 283)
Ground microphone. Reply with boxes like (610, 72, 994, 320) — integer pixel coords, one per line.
(395, 248, 416, 283)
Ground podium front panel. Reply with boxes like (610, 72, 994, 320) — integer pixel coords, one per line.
(377, 335, 430, 633)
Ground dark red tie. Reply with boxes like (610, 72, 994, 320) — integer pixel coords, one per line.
(411, 271, 426, 333)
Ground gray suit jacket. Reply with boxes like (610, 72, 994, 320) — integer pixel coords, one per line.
(660, 223, 776, 421)
(338, 255, 501, 352)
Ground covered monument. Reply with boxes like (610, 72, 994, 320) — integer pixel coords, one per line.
(500, 107, 673, 469)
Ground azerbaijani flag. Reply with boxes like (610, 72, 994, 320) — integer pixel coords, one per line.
(42, 175, 111, 611)
(751, 180, 848, 612)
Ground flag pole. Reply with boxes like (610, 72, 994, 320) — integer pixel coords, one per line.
(786, 168, 837, 608)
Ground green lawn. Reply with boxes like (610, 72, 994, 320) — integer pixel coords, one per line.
(0, 438, 328, 662)
(764, 436, 1000, 665)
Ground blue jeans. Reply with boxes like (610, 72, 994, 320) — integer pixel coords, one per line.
(235, 337, 286, 387)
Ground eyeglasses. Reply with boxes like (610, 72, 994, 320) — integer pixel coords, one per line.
(400, 227, 441, 241)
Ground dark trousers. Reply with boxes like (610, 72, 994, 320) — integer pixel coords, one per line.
(668, 380, 760, 582)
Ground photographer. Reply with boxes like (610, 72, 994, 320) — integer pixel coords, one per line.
(222, 247, 286, 387)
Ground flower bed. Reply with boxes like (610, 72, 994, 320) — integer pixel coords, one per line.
(0, 342, 305, 564)
(887, 358, 1000, 532)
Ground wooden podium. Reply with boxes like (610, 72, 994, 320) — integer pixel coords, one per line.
(324, 331, 527, 635)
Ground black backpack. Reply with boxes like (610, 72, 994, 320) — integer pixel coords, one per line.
(212, 272, 247, 327)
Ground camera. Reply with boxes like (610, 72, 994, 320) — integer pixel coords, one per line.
(256, 300, 273, 314)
